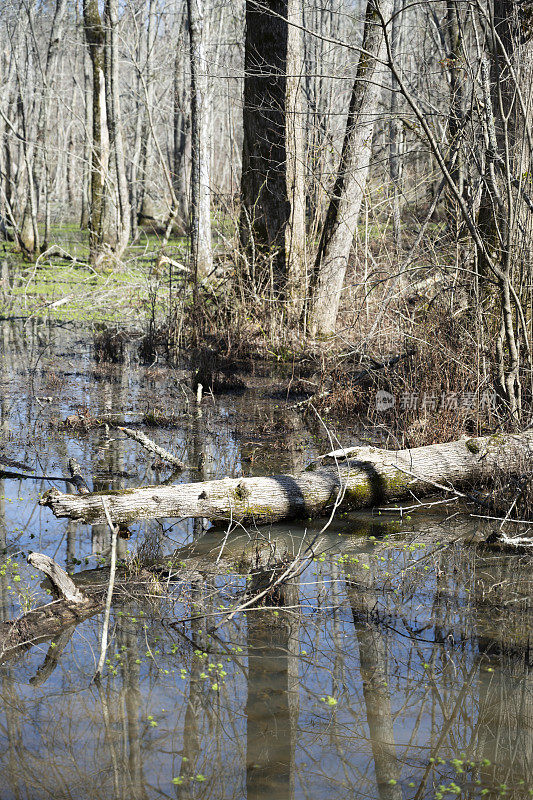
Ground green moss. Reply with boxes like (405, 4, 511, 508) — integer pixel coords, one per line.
(465, 439, 480, 454)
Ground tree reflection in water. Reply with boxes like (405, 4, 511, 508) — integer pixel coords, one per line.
(0, 319, 533, 799)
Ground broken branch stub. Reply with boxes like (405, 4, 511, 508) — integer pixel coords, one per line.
(28, 553, 89, 604)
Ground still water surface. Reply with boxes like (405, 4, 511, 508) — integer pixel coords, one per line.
(0, 319, 532, 800)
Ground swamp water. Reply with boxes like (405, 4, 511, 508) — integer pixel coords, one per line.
(0, 319, 532, 800)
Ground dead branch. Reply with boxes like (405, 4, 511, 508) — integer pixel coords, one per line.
(118, 426, 186, 470)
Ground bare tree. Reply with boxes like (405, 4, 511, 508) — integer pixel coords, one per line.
(187, 0, 213, 284)
(307, 0, 394, 336)
(104, 0, 131, 257)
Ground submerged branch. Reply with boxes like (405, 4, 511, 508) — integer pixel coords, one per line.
(118, 426, 186, 470)
(0, 536, 294, 665)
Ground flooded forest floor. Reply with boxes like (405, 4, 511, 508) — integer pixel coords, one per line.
(0, 302, 533, 799)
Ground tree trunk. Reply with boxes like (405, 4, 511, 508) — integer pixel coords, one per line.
(475, 0, 533, 417)
(187, 0, 213, 283)
(239, 0, 290, 294)
(104, 0, 131, 257)
(307, 0, 394, 336)
(445, 0, 464, 211)
(40, 430, 533, 526)
(80, 47, 92, 230)
(388, 0, 404, 257)
(128, 15, 147, 242)
(83, 0, 107, 265)
(173, 40, 190, 236)
(285, 0, 307, 313)
(31, 0, 69, 222)
(136, 0, 157, 230)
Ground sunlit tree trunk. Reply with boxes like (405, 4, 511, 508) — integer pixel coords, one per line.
(187, 0, 213, 284)
(18, 0, 69, 255)
(475, 0, 533, 418)
(83, 0, 108, 266)
(285, 0, 307, 313)
(388, 0, 404, 257)
(104, 0, 131, 257)
(80, 46, 92, 231)
(137, 0, 157, 229)
(307, 0, 394, 336)
(445, 0, 464, 208)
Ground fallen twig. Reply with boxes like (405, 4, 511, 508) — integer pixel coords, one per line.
(94, 498, 118, 680)
(118, 426, 186, 470)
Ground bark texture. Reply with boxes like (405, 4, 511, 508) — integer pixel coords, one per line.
(187, 0, 212, 281)
(39, 430, 533, 526)
(104, 0, 131, 255)
(285, 0, 307, 310)
(240, 0, 290, 291)
(83, 0, 107, 264)
(307, 0, 394, 336)
(476, 0, 533, 416)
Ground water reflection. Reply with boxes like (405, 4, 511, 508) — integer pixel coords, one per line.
(0, 319, 533, 799)
(346, 555, 402, 800)
(246, 578, 300, 800)
(475, 552, 533, 799)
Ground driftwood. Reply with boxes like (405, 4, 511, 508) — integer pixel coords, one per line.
(67, 458, 90, 494)
(39, 431, 533, 526)
(28, 553, 88, 603)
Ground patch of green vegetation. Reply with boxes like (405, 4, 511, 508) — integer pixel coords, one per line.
(1, 227, 190, 325)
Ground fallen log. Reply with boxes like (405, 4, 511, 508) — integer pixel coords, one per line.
(38, 431, 533, 526)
